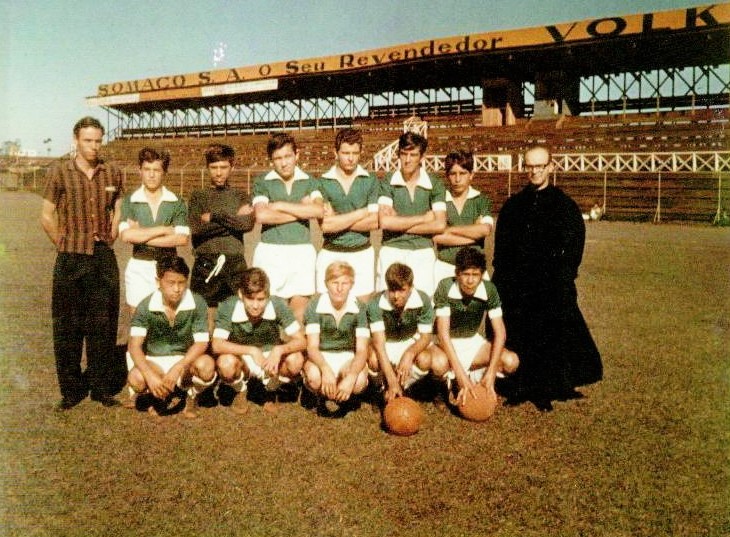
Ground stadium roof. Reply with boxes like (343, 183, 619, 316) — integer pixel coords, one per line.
(88, 4, 730, 114)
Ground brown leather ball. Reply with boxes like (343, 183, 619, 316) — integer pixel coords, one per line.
(383, 396, 423, 436)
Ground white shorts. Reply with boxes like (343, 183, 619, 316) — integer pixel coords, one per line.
(253, 242, 316, 298)
(433, 259, 491, 288)
(124, 257, 158, 307)
(126, 352, 185, 388)
(241, 352, 292, 391)
(320, 350, 355, 378)
(377, 246, 436, 296)
(316, 246, 375, 297)
(442, 333, 488, 383)
(383, 337, 429, 389)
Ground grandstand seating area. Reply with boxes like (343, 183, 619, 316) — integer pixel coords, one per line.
(10, 109, 728, 222)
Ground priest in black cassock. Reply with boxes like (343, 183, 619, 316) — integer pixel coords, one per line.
(492, 145, 602, 412)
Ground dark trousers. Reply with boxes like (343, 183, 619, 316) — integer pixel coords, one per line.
(51, 242, 120, 402)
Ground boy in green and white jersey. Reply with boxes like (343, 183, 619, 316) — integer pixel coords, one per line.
(252, 133, 323, 322)
(316, 128, 379, 302)
(212, 267, 306, 414)
(119, 148, 189, 312)
(432, 150, 494, 285)
(126, 256, 216, 418)
(302, 261, 370, 413)
(377, 131, 446, 297)
(431, 247, 519, 408)
(366, 263, 441, 404)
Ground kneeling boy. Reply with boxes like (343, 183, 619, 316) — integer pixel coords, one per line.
(366, 263, 437, 403)
(212, 267, 306, 414)
(431, 247, 519, 406)
(302, 261, 370, 411)
(126, 256, 216, 418)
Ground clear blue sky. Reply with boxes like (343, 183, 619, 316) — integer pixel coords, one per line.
(1, 0, 693, 156)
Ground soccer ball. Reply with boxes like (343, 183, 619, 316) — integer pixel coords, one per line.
(383, 396, 423, 436)
(458, 384, 498, 422)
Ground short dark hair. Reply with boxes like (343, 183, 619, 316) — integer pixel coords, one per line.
(205, 143, 235, 166)
(335, 128, 363, 151)
(156, 256, 190, 279)
(455, 247, 486, 274)
(385, 263, 414, 291)
(138, 147, 171, 172)
(398, 131, 427, 155)
(73, 116, 104, 137)
(239, 267, 270, 297)
(445, 149, 474, 174)
(267, 133, 297, 159)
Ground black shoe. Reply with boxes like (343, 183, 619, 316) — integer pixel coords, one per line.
(330, 397, 361, 419)
(277, 380, 300, 404)
(300, 387, 319, 410)
(54, 397, 84, 412)
(557, 389, 585, 401)
(532, 398, 554, 412)
(503, 391, 529, 407)
(91, 394, 121, 407)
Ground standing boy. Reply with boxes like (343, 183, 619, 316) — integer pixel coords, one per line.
(316, 128, 379, 302)
(126, 256, 216, 418)
(119, 148, 189, 313)
(189, 144, 255, 333)
(252, 133, 323, 322)
(432, 149, 494, 285)
(377, 131, 446, 296)
(212, 267, 306, 415)
(41, 116, 124, 410)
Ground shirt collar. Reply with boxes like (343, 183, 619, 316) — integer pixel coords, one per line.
(130, 185, 178, 203)
(445, 186, 480, 202)
(148, 289, 197, 313)
(66, 157, 107, 173)
(231, 298, 276, 323)
(378, 289, 424, 311)
(389, 167, 433, 190)
(264, 166, 309, 181)
(321, 164, 370, 180)
(316, 292, 361, 315)
(447, 281, 489, 301)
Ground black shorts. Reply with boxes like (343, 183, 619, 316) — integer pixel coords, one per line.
(190, 254, 247, 307)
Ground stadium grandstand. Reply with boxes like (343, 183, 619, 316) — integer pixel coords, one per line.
(7, 4, 729, 222)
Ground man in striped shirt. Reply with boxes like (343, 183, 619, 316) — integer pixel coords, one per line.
(41, 117, 125, 410)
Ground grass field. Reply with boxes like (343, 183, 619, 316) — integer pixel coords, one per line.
(0, 191, 728, 537)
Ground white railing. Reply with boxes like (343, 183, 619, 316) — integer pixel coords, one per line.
(375, 150, 730, 174)
(545, 151, 730, 174)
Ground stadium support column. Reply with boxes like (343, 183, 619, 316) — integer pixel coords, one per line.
(481, 78, 523, 126)
(533, 71, 580, 119)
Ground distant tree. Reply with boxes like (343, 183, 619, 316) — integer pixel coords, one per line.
(1, 140, 21, 156)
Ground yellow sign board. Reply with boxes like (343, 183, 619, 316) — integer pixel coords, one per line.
(91, 4, 730, 105)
